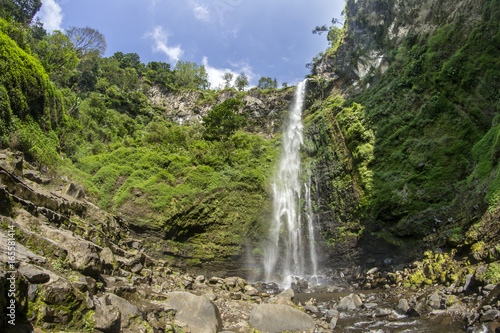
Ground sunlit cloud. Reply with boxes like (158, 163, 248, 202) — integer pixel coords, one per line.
(202, 57, 237, 89)
(36, 0, 64, 33)
(202, 57, 256, 89)
(145, 26, 183, 63)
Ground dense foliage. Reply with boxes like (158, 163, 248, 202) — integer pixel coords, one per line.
(0, 3, 281, 261)
(306, 0, 500, 249)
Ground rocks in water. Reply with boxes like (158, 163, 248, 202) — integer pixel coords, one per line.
(244, 284, 259, 296)
(337, 293, 363, 312)
(164, 291, 222, 333)
(249, 304, 314, 332)
(396, 298, 410, 314)
(480, 309, 500, 322)
(374, 308, 392, 317)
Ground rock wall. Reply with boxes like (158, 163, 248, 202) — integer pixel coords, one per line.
(147, 86, 295, 137)
(314, 0, 484, 88)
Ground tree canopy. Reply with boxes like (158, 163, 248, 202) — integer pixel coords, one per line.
(257, 76, 277, 90)
(66, 26, 107, 56)
(202, 98, 247, 141)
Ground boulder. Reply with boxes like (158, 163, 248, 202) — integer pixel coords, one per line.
(396, 298, 410, 314)
(249, 304, 314, 332)
(66, 241, 102, 277)
(99, 293, 143, 330)
(428, 292, 441, 310)
(337, 294, 362, 312)
(95, 305, 121, 333)
(65, 182, 85, 200)
(18, 264, 50, 284)
(480, 309, 500, 322)
(24, 170, 50, 184)
(164, 291, 222, 333)
(244, 285, 259, 296)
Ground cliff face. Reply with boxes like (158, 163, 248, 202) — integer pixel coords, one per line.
(305, 0, 500, 267)
(315, 0, 484, 88)
(147, 86, 295, 136)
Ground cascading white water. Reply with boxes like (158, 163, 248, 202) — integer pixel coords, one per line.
(304, 173, 318, 278)
(263, 80, 318, 286)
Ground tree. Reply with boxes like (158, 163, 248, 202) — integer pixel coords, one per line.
(174, 60, 209, 90)
(202, 98, 247, 141)
(313, 17, 343, 48)
(33, 31, 79, 85)
(0, 0, 41, 24)
(66, 26, 107, 56)
(235, 72, 248, 91)
(222, 72, 233, 88)
(257, 76, 277, 90)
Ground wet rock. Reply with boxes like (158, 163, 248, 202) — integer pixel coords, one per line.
(95, 305, 121, 333)
(17, 264, 50, 284)
(330, 316, 338, 330)
(244, 285, 259, 296)
(326, 309, 339, 321)
(249, 304, 314, 332)
(396, 299, 410, 313)
(480, 309, 500, 322)
(366, 267, 379, 275)
(164, 291, 222, 333)
(337, 294, 362, 312)
(374, 308, 392, 317)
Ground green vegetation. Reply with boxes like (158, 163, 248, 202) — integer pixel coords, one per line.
(305, 0, 500, 246)
(0, 1, 283, 262)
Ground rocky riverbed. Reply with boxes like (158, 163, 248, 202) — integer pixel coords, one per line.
(1, 150, 500, 332)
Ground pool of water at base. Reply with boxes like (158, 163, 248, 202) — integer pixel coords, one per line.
(294, 290, 487, 333)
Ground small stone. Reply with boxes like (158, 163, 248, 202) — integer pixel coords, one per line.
(304, 305, 319, 313)
(325, 309, 339, 321)
(484, 284, 497, 291)
(366, 267, 379, 275)
(464, 274, 473, 291)
(374, 308, 392, 317)
(330, 317, 338, 330)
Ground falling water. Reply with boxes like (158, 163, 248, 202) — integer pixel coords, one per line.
(263, 80, 318, 286)
(304, 173, 318, 278)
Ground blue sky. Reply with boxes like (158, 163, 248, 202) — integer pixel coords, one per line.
(36, 0, 345, 88)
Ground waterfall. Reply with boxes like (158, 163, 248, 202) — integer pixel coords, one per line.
(263, 80, 318, 286)
(305, 173, 318, 278)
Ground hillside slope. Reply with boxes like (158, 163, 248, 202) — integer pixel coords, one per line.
(305, 0, 500, 267)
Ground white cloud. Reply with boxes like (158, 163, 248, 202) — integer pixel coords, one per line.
(36, 0, 64, 33)
(202, 57, 236, 89)
(203, 57, 256, 90)
(192, 2, 210, 22)
(146, 26, 183, 63)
